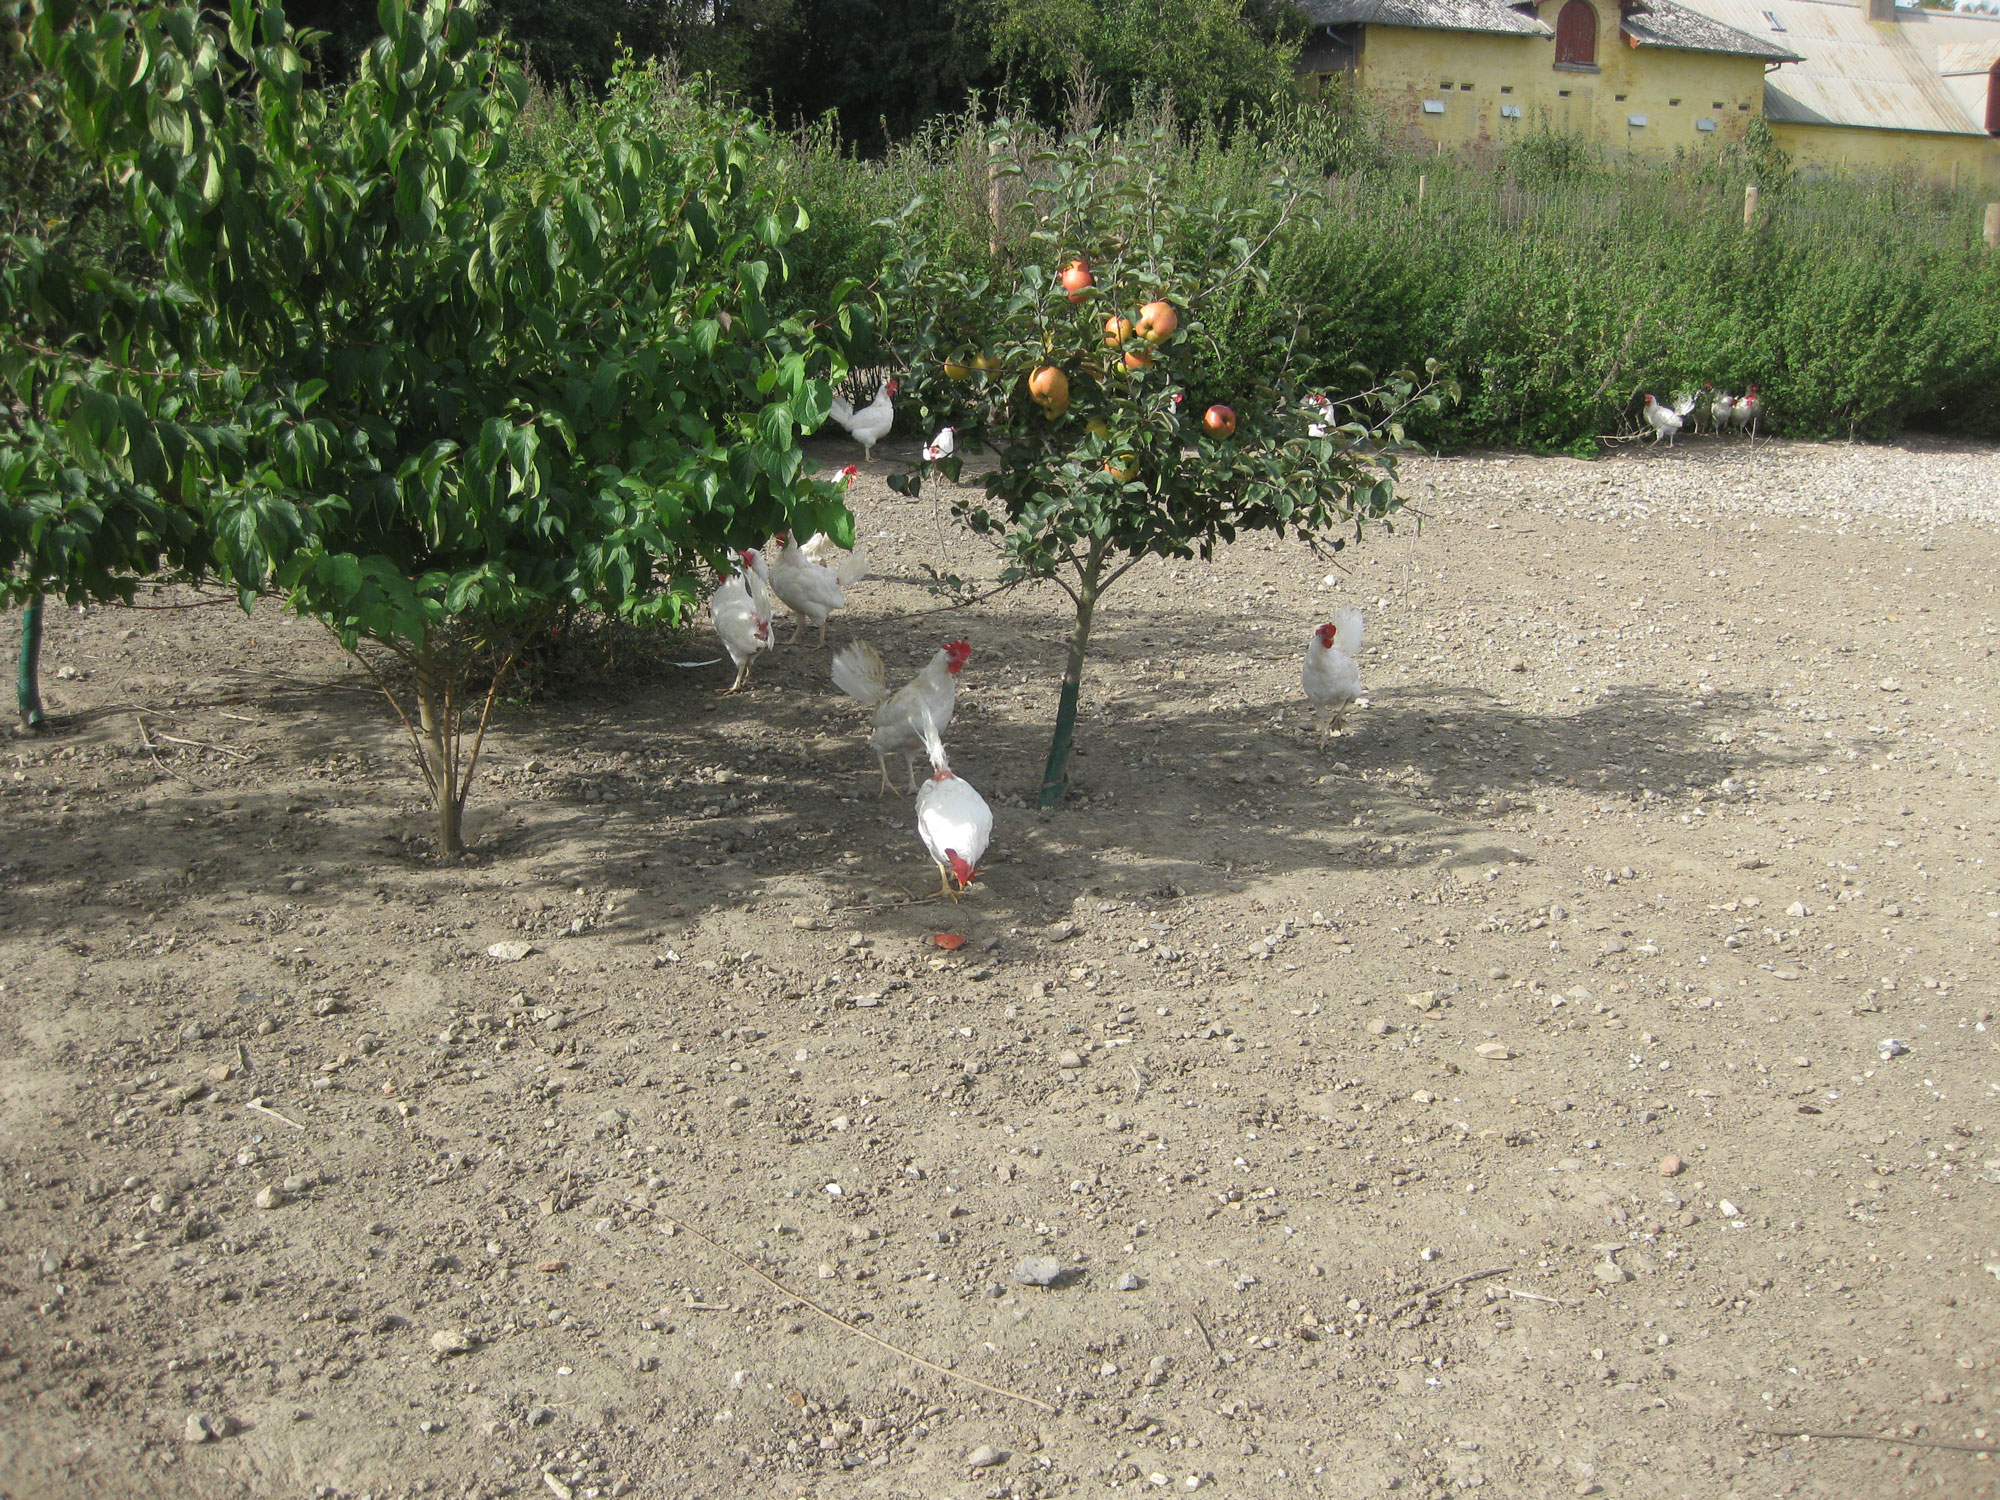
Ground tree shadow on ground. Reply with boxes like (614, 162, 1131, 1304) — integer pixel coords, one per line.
(3, 590, 1810, 963)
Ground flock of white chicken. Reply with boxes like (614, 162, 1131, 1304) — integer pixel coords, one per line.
(1642, 384, 1761, 445)
(699, 385, 1370, 900)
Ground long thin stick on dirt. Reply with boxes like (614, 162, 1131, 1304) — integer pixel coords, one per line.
(144, 726, 252, 760)
(1752, 1428, 1997, 1456)
(1389, 1266, 1512, 1321)
(660, 1210, 1056, 1414)
(132, 714, 192, 784)
(245, 1097, 305, 1131)
(1189, 1308, 1217, 1355)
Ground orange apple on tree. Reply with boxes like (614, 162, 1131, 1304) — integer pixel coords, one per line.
(1136, 300, 1178, 344)
(1102, 315, 1133, 348)
(1028, 365, 1070, 419)
(1059, 259, 1094, 301)
(1203, 404, 1237, 438)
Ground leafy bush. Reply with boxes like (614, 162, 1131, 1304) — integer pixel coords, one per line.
(17, 0, 856, 852)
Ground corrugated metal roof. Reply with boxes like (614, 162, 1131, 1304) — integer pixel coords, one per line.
(1677, 0, 1989, 135)
(1935, 39, 2000, 73)
(1620, 0, 1804, 59)
(1295, 0, 1553, 38)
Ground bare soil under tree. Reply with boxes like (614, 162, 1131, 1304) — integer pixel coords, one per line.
(1, 435, 1996, 1500)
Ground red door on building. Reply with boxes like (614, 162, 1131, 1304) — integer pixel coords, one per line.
(1556, 0, 1598, 67)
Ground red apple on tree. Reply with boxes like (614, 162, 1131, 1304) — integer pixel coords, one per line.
(1059, 259, 1094, 301)
(1202, 403, 1236, 438)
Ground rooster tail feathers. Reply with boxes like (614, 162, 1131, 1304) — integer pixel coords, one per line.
(829, 392, 855, 431)
(1673, 392, 1698, 418)
(917, 704, 949, 774)
(830, 641, 889, 706)
(835, 547, 870, 587)
(1332, 607, 1364, 656)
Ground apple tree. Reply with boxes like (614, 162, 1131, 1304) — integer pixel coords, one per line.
(19, 0, 857, 850)
(883, 121, 1449, 806)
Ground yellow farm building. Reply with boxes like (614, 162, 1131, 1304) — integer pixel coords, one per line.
(1297, 0, 2000, 188)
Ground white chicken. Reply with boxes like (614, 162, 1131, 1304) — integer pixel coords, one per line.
(1642, 392, 1694, 445)
(1733, 384, 1760, 436)
(1303, 393, 1334, 438)
(794, 468, 871, 581)
(1302, 609, 1364, 738)
(710, 570, 772, 695)
(914, 711, 991, 900)
(1710, 390, 1737, 435)
(829, 379, 898, 463)
(770, 528, 867, 647)
(923, 425, 956, 463)
(830, 639, 971, 794)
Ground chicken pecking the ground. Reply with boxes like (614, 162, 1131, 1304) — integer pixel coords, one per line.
(1642, 392, 1694, 445)
(829, 380, 898, 463)
(1302, 609, 1364, 739)
(914, 710, 990, 900)
(830, 639, 971, 794)
(770, 528, 867, 647)
(710, 570, 772, 694)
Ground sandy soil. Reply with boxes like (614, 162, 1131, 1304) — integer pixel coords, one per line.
(1, 433, 1997, 1500)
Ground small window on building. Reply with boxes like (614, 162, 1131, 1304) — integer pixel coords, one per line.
(1559, 88, 1572, 97)
(1615, 93, 1627, 102)
(1423, 99, 1446, 114)
(1555, 0, 1598, 66)
(1696, 117, 1718, 131)
(1711, 100, 1725, 109)
(1988, 58, 2000, 136)
(1763, 8, 1786, 29)
(1460, 83, 1474, 91)
(1628, 114, 1648, 127)
(1502, 104, 1524, 118)
(1738, 102, 1751, 110)
(1501, 85, 1514, 94)
(1668, 97, 1681, 106)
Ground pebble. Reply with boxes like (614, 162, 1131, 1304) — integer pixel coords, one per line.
(1474, 1042, 1513, 1060)
(486, 941, 536, 962)
(1013, 1255, 1064, 1287)
(1658, 1155, 1684, 1177)
(429, 1329, 477, 1356)
(965, 1444, 1006, 1469)
(183, 1411, 222, 1443)
(1365, 1018, 1392, 1037)
(1591, 1258, 1631, 1284)
(1116, 1272, 1145, 1292)
(1046, 921, 1079, 942)
(1878, 1038, 1909, 1059)
(253, 1186, 288, 1210)
(1404, 991, 1438, 1012)
(1718, 1199, 1741, 1218)
(1410, 1090, 1435, 1104)
(526, 1405, 557, 1426)
(1056, 1050, 1085, 1070)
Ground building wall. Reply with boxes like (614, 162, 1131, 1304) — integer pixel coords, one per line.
(1351, 2, 1769, 157)
(1771, 121, 2000, 190)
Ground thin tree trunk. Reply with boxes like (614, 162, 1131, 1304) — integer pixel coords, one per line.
(413, 637, 462, 857)
(1038, 545, 1106, 808)
(17, 594, 47, 733)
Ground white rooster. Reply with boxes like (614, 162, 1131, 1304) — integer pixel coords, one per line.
(1302, 610, 1364, 739)
(1303, 393, 1334, 438)
(770, 528, 867, 647)
(829, 379, 898, 463)
(1642, 392, 1695, 446)
(1710, 390, 1737, 435)
(1733, 384, 1761, 437)
(923, 425, 956, 463)
(798, 467, 869, 574)
(830, 639, 971, 794)
(710, 570, 772, 695)
(915, 711, 990, 900)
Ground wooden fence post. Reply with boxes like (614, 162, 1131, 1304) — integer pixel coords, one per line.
(1743, 182, 1760, 230)
(1985, 202, 2000, 251)
(1417, 173, 1428, 212)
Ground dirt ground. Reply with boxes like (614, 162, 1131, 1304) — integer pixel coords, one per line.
(1, 433, 1997, 1500)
